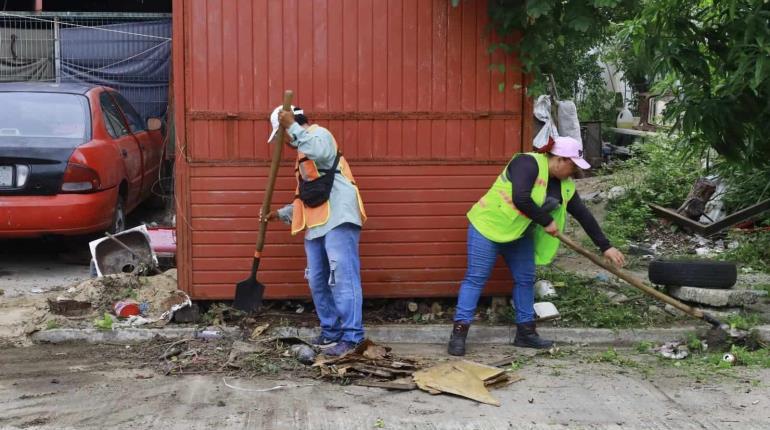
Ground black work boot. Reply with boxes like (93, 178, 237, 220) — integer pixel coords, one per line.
(447, 323, 470, 356)
(513, 321, 554, 349)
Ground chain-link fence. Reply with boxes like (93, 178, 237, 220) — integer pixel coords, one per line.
(0, 11, 171, 120)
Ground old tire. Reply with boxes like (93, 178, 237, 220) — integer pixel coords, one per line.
(648, 259, 737, 289)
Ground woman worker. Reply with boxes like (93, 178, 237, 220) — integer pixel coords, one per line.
(448, 136, 626, 356)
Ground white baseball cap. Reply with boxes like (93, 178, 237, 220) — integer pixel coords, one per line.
(267, 105, 304, 143)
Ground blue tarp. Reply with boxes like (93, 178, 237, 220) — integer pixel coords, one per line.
(59, 20, 171, 121)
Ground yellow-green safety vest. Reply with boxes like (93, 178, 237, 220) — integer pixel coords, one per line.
(466, 152, 575, 265)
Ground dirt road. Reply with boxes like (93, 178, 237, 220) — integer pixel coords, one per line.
(1, 343, 768, 430)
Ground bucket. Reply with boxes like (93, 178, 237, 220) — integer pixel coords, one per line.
(114, 300, 141, 318)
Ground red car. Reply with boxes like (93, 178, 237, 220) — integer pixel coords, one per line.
(0, 82, 165, 238)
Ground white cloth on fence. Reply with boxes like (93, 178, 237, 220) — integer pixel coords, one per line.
(532, 95, 583, 150)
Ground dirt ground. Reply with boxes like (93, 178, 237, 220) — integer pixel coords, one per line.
(1, 342, 768, 430)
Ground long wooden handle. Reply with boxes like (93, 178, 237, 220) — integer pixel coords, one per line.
(554, 231, 704, 319)
(256, 90, 293, 254)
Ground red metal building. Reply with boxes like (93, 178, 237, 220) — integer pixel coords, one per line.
(172, 0, 532, 300)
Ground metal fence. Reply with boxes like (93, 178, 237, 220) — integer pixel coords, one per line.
(0, 11, 171, 120)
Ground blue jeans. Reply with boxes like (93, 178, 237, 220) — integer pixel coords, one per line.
(454, 223, 536, 324)
(304, 223, 364, 343)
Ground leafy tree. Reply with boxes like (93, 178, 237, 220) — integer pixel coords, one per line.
(453, 0, 639, 95)
(623, 0, 770, 165)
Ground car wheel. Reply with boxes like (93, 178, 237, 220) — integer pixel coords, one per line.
(109, 196, 126, 234)
(648, 259, 737, 289)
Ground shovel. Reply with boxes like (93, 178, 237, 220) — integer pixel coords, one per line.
(234, 90, 294, 313)
(554, 231, 730, 337)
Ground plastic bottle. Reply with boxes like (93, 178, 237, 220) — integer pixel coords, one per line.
(616, 107, 634, 129)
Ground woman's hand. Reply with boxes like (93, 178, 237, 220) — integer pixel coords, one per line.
(544, 221, 559, 236)
(603, 247, 626, 267)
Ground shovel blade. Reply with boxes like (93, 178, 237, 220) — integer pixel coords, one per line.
(233, 277, 265, 313)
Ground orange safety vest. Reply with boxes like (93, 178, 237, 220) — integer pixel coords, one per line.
(290, 125, 367, 235)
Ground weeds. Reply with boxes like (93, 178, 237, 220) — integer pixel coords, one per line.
(45, 320, 60, 330)
(93, 313, 113, 330)
(538, 267, 674, 328)
(603, 137, 701, 246)
(719, 231, 770, 273)
(201, 303, 245, 326)
(635, 341, 653, 353)
(588, 347, 640, 368)
(726, 313, 763, 330)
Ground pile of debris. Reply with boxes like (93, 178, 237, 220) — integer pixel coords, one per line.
(45, 269, 190, 329)
(312, 339, 521, 405)
(313, 340, 418, 383)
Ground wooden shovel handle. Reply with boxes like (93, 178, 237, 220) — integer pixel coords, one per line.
(554, 231, 704, 319)
(256, 90, 293, 254)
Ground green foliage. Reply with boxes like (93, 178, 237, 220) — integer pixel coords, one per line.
(45, 320, 60, 330)
(624, 0, 770, 165)
(720, 231, 770, 273)
(93, 313, 113, 331)
(603, 136, 702, 244)
(538, 267, 674, 328)
(636, 341, 653, 353)
(686, 332, 706, 353)
(480, 0, 640, 94)
(591, 347, 639, 367)
(726, 313, 763, 331)
(713, 162, 770, 217)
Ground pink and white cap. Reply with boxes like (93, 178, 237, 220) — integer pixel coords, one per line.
(550, 136, 590, 170)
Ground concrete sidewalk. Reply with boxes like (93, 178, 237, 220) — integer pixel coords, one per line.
(32, 324, 770, 346)
(2, 342, 768, 430)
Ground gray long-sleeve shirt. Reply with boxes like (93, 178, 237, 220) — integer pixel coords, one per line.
(277, 122, 362, 240)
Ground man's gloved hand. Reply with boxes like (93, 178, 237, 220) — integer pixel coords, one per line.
(278, 109, 295, 129)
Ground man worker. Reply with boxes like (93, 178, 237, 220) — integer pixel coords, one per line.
(262, 106, 367, 357)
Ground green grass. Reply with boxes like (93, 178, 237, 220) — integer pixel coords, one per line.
(719, 231, 770, 273)
(536, 267, 676, 329)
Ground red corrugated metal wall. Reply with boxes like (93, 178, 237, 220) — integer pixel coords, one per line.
(173, 0, 532, 299)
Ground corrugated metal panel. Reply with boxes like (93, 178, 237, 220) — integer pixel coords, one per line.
(183, 0, 524, 162)
(185, 163, 517, 299)
(174, 0, 530, 300)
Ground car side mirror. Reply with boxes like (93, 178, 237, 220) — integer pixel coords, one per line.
(147, 118, 162, 131)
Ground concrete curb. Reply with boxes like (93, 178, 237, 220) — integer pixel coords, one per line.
(32, 327, 242, 344)
(31, 324, 770, 346)
(272, 324, 770, 346)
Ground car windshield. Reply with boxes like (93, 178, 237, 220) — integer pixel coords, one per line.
(0, 92, 90, 142)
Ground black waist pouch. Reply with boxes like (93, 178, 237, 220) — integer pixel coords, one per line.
(298, 151, 341, 208)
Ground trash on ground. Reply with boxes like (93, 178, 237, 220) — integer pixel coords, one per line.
(412, 360, 522, 406)
(56, 269, 190, 328)
(650, 198, 770, 237)
(722, 353, 736, 365)
(534, 302, 560, 321)
(653, 341, 690, 360)
(47, 298, 92, 317)
(313, 339, 419, 382)
(290, 344, 316, 365)
(535, 280, 557, 299)
(249, 323, 270, 340)
(90, 225, 158, 277)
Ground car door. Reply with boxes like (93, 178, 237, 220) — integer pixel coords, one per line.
(109, 92, 162, 201)
(100, 92, 143, 209)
